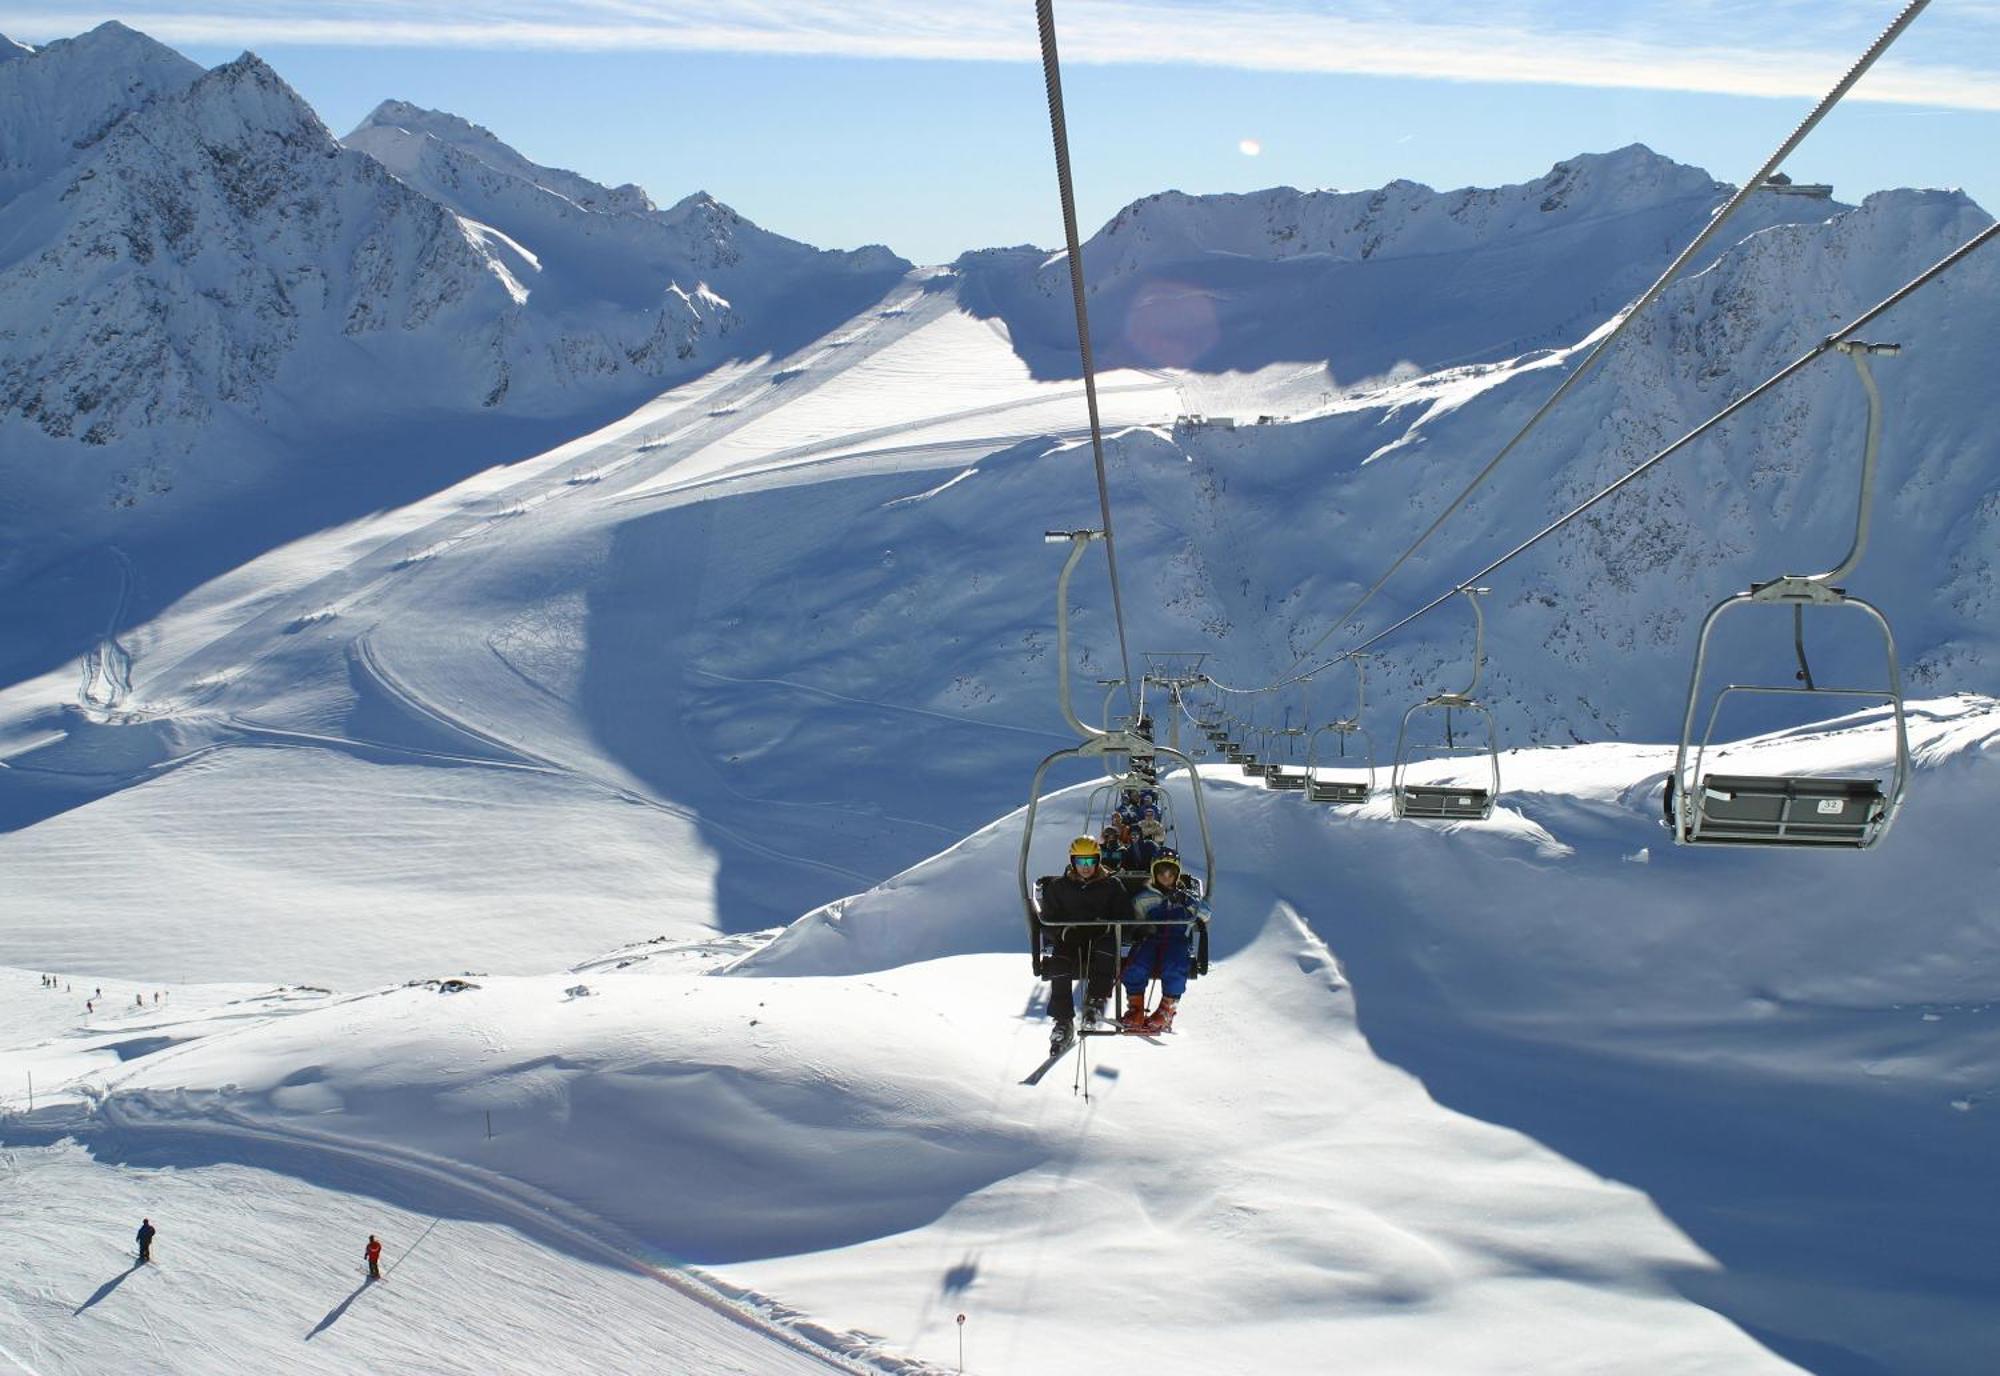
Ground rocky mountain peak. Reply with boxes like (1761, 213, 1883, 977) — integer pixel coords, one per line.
(349, 98, 656, 217)
(178, 51, 332, 148)
(0, 19, 201, 199)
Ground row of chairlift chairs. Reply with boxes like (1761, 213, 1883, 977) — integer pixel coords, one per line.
(1021, 335, 1911, 1002)
(1191, 587, 1501, 823)
(1187, 341, 1911, 850)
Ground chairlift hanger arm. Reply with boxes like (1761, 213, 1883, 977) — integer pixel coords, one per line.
(1451, 589, 1489, 701)
(1048, 530, 1108, 740)
(1816, 341, 1896, 586)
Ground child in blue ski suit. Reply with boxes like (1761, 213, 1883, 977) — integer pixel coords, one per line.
(1120, 856, 1207, 1033)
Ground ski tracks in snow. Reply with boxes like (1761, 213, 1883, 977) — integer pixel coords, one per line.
(39, 1093, 939, 1375)
(75, 547, 135, 717)
(347, 634, 881, 887)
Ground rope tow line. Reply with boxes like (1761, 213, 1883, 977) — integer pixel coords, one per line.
(1221, 0, 1934, 698)
(1037, 0, 1137, 717)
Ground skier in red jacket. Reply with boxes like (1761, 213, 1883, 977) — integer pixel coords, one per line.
(365, 1235, 383, 1281)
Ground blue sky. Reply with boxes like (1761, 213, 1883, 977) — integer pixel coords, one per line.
(3, 2, 1995, 262)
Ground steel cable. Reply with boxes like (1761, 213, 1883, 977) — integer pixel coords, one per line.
(1264, 217, 2000, 691)
(1228, 0, 1933, 695)
(1036, 0, 1137, 715)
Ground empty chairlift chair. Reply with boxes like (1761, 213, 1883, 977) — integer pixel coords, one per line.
(1232, 719, 1263, 774)
(1241, 726, 1274, 779)
(1392, 589, 1501, 822)
(1265, 725, 1310, 790)
(1306, 656, 1376, 805)
(1671, 342, 1910, 850)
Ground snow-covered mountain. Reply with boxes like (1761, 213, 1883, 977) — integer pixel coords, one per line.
(0, 24, 910, 695)
(0, 46, 525, 445)
(0, 24, 906, 472)
(340, 99, 906, 398)
(957, 145, 1835, 379)
(943, 151, 2000, 740)
(0, 22, 197, 202)
(4, 26, 2000, 1374)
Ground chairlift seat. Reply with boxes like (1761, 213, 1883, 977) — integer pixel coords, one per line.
(1396, 785, 1493, 821)
(1685, 773, 1886, 847)
(1265, 768, 1307, 791)
(1307, 780, 1371, 805)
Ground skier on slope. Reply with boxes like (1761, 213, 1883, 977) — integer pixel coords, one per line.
(1037, 836, 1131, 1053)
(1119, 856, 1209, 1034)
(136, 1218, 155, 1264)
(365, 1235, 383, 1281)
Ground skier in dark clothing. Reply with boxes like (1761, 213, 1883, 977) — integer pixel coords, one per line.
(136, 1218, 155, 1264)
(365, 1235, 383, 1280)
(1037, 836, 1132, 1053)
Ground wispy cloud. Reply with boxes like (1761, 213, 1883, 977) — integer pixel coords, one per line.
(8, 1, 1997, 111)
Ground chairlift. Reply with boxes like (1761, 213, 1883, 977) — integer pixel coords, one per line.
(1084, 778, 1180, 889)
(1263, 686, 1311, 790)
(1392, 588, 1501, 821)
(1670, 342, 1910, 849)
(1265, 728, 1310, 790)
(1239, 725, 1269, 778)
(1306, 655, 1376, 805)
(1220, 717, 1247, 759)
(1019, 532, 1216, 999)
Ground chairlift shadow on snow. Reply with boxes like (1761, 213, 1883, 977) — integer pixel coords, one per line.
(940, 1256, 978, 1295)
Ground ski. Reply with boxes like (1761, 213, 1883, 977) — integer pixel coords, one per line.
(1022, 1030, 1077, 1085)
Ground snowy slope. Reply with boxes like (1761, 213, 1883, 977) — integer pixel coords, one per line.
(6, 706, 1997, 1374)
(0, 1142, 857, 1376)
(0, 28, 907, 664)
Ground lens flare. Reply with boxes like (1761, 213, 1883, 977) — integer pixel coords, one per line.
(1239, 138, 1262, 156)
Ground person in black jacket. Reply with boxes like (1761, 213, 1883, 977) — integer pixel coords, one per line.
(136, 1218, 155, 1264)
(1038, 836, 1132, 1053)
